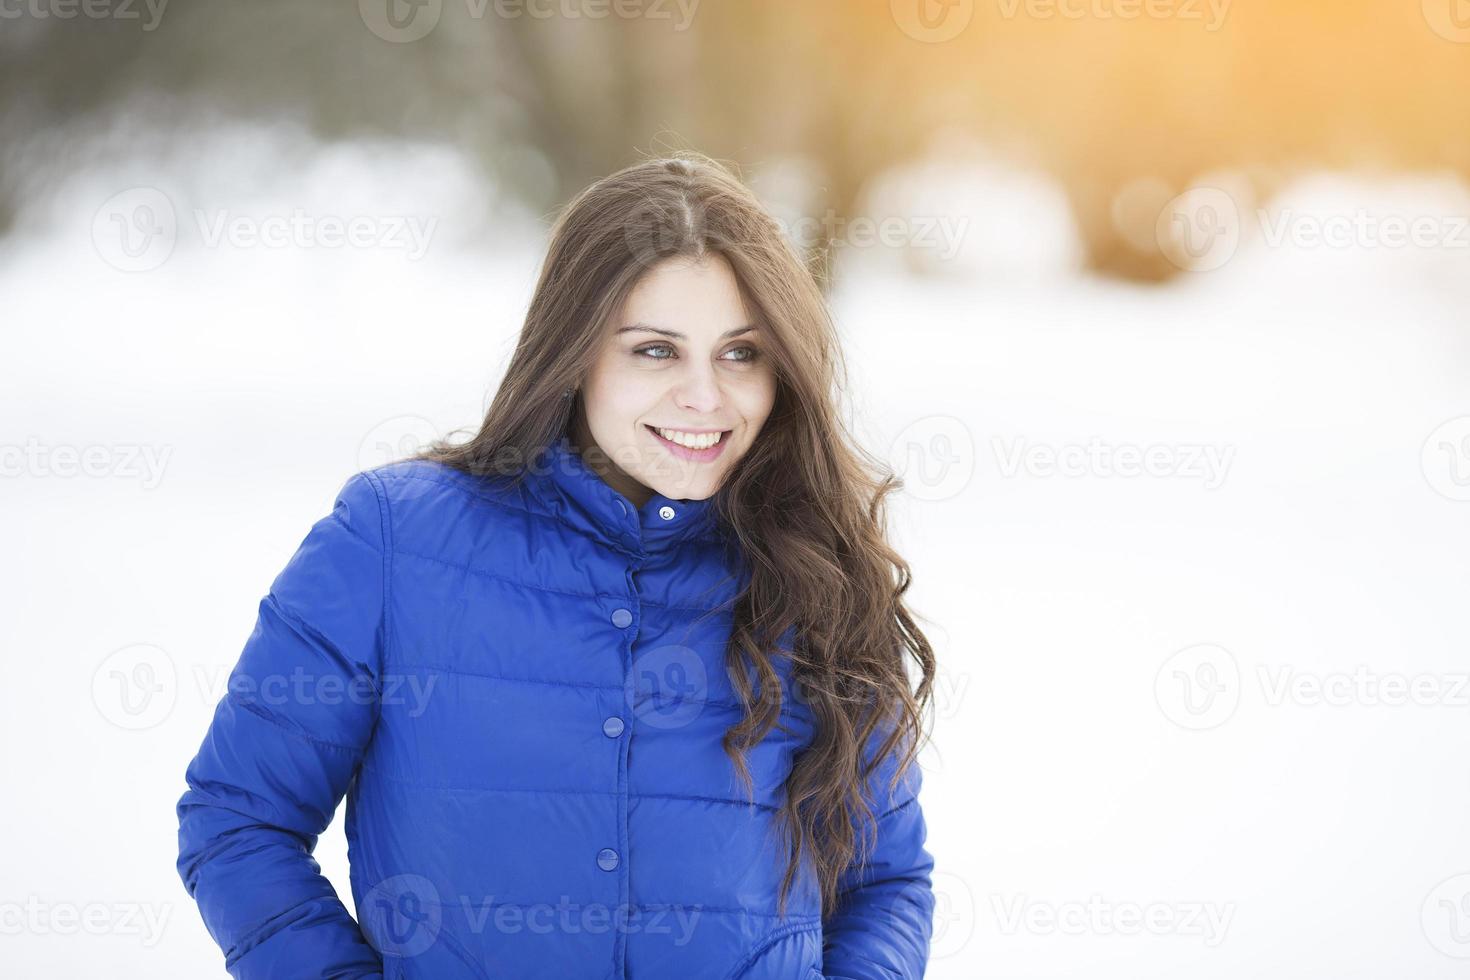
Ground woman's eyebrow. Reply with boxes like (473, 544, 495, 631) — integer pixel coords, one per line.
(616, 323, 757, 340)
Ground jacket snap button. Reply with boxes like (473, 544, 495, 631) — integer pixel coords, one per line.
(658, 505, 675, 520)
(597, 848, 619, 871)
(611, 608, 633, 628)
(602, 716, 625, 738)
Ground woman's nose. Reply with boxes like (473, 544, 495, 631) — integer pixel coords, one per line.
(672, 363, 723, 414)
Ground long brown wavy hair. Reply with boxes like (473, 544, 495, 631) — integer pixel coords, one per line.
(415, 151, 936, 920)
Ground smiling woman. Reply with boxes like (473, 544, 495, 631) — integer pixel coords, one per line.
(569, 255, 777, 506)
(175, 152, 938, 980)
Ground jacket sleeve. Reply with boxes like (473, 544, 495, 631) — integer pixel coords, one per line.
(821, 719, 936, 980)
(176, 472, 390, 979)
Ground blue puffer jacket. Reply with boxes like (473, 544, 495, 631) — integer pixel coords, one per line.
(176, 434, 935, 979)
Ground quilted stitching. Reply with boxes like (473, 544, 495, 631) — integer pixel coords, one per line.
(175, 436, 935, 979)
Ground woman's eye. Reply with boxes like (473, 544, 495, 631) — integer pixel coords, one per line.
(722, 346, 759, 363)
(635, 344, 676, 360)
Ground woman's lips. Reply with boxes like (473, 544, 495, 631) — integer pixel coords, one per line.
(645, 424, 731, 462)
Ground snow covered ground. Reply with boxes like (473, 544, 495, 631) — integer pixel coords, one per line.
(4, 122, 1469, 978)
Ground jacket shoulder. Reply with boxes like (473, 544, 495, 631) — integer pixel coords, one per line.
(355, 457, 529, 549)
(365, 457, 471, 496)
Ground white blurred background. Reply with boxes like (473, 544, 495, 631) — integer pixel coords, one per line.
(6, 6, 1470, 974)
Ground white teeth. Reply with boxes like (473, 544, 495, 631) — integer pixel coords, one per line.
(654, 427, 724, 449)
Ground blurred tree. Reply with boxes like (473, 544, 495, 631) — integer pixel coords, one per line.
(2, 0, 1467, 285)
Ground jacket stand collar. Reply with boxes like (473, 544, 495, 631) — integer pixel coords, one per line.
(531, 434, 720, 555)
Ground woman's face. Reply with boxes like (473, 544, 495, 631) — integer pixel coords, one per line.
(573, 253, 777, 507)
